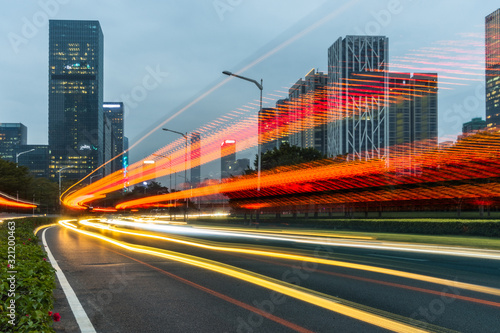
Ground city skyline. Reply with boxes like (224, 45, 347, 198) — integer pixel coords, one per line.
(1, 2, 498, 178)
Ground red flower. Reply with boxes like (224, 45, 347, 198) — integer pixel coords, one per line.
(7, 264, 10, 268)
(26, 314, 29, 317)
(28, 238, 31, 241)
(52, 313, 61, 322)
(48, 311, 53, 316)
(43, 258, 47, 261)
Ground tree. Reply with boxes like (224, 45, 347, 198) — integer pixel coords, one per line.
(0, 159, 33, 199)
(248, 142, 325, 173)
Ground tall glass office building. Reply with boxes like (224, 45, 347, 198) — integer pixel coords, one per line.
(48, 20, 104, 180)
(486, 9, 500, 129)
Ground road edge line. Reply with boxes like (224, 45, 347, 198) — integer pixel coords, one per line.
(42, 227, 96, 333)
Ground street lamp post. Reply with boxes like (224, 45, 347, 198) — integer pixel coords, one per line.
(90, 173, 102, 184)
(15, 149, 35, 168)
(162, 128, 189, 221)
(222, 71, 263, 191)
(57, 166, 74, 204)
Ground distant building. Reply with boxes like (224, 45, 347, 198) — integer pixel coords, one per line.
(463, 117, 486, 134)
(303, 69, 328, 155)
(103, 102, 125, 173)
(48, 20, 104, 180)
(439, 141, 455, 150)
(260, 69, 327, 156)
(15, 145, 50, 178)
(275, 98, 290, 148)
(103, 113, 113, 176)
(0, 123, 27, 162)
(388, 72, 438, 152)
(288, 78, 305, 148)
(190, 132, 201, 185)
(486, 9, 500, 129)
(225, 158, 250, 177)
(220, 139, 236, 180)
(259, 107, 279, 155)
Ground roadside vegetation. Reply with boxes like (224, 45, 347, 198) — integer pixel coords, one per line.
(0, 217, 58, 332)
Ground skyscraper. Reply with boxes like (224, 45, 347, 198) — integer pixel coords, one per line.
(190, 132, 201, 185)
(258, 107, 279, 155)
(387, 72, 438, 173)
(103, 102, 125, 173)
(327, 35, 389, 160)
(486, 9, 500, 129)
(48, 20, 104, 180)
(0, 123, 27, 162)
(220, 139, 236, 179)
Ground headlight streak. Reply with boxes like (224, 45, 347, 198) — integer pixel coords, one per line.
(77, 219, 500, 298)
(58, 219, 431, 332)
(0, 192, 37, 209)
(110, 131, 500, 211)
(97, 219, 500, 261)
(231, 252, 500, 309)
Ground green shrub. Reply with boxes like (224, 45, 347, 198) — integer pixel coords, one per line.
(0, 218, 57, 332)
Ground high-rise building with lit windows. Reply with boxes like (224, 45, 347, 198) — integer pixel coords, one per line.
(0, 123, 27, 162)
(486, 9, 500, 129)
(103, 102, 125, 173)
(48, 20, 104, 180)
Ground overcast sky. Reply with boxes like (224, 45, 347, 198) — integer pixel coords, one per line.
(1, 0, 498, 179)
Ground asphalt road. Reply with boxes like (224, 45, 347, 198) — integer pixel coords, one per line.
(39, 219, 500, 333)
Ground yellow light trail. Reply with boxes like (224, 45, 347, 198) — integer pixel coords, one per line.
(59, 219, 433, 333)
(78, 219, 500, 298)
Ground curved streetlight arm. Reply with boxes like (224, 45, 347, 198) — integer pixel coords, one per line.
(15, 148, 36, 167)
(222, 71, 263, 91)
(162, 128, 187, 139)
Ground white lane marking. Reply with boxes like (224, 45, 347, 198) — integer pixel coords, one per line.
(368, 254, 428, 262)
(42, 228, 96, 333)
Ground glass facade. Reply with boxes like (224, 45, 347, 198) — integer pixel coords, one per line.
(486, 9, 500, 129)
(48, 20, 104, 180)
(0, 123, 27, 162)
(15, 145, 50, 178)
(103, 102, 125, 173)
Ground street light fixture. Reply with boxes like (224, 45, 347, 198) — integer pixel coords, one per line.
(57, 166, 74, 204)
(222, 70, 263, 191)
(15, 148, 35, 168)
(90, 173, 102, 184)
(162, 128, 189, 221)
